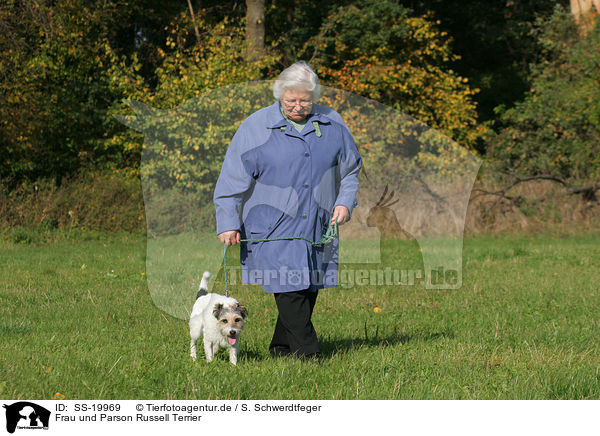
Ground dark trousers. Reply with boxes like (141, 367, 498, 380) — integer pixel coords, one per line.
(269, 288, 320, 357)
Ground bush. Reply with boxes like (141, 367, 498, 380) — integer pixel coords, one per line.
(0, 170, 145, 236)
(488, 6, 600, 183)
(7, 226, 45, 244)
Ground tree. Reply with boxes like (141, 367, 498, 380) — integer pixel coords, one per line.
(245, 0, 265, 60)
(405, 0, 568, 126)
(264, 0, 351, 66)
(0, 0, 184, 184)
(571, 0, 600, 34)
(488, 6, 600, 191)
(304, 0, 487, 151)
(0, 0, 119, 183)
(108, 10, 277, 201)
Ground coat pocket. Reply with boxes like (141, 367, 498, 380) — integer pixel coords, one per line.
(244, 207, 285, 236)
(245, 210, 285, 258)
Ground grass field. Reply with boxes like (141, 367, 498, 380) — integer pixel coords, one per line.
(1, 231, 599, 400)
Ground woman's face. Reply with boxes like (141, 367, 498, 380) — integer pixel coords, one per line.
(281, 89, 313, 122)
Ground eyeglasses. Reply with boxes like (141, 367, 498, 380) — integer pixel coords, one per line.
(282, 99, 313, 109)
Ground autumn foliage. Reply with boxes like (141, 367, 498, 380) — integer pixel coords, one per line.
(306, 1, 488, 150)
(1, 0, 598, 234)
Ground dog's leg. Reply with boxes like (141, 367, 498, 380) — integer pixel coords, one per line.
(190, 339, 197, 362)
(212, 342, 220, 361)
(229, 345, 238, 365)
(203, 339, 214, 362)
(189, 316, 202, 362)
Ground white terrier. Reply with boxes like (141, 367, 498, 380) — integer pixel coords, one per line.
(189, 272, 248, 365)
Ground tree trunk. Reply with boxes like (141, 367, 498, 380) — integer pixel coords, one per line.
(186, 0, 202, 46)
(570, 0, 600, 35)
(245, 0, 265, 60)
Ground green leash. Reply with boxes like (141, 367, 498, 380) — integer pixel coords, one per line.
(222, 217, 339, 296)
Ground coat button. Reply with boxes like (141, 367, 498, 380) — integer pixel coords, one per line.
(302, 215, 307, 219)
(303, 184, 309, 188)
(304, 152, 309, 157)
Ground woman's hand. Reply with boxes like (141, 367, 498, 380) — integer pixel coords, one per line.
(331, 205, 350, 225)
(218, 230, 241, 246)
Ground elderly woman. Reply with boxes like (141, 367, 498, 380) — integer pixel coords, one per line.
(214, 61, 362, 360)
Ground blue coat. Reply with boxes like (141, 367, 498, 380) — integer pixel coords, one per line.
(214, 101, 362, 293)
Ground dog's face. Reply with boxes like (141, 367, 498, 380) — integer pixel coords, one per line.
(212, 303, 247, 346)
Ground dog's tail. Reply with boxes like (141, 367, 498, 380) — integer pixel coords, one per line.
(196, 271, 210, 299)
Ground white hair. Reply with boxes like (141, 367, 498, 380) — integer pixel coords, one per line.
(273, 61, 321, 100)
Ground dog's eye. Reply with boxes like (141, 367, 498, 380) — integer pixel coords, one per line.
(221, 319, 228, 323)
(235, 318, 242, 323)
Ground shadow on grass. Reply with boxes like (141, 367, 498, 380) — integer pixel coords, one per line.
(234, 329, 456, 364)
(319, 329, 455, 358)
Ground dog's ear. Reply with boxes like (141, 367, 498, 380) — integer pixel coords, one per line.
(236, 303, 248, 320)
(212, 303, 224, 319)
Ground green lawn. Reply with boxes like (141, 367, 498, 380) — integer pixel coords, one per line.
(1, 231, 599, 399)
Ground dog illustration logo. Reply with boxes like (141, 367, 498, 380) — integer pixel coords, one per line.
(3, 402, 50, 434)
